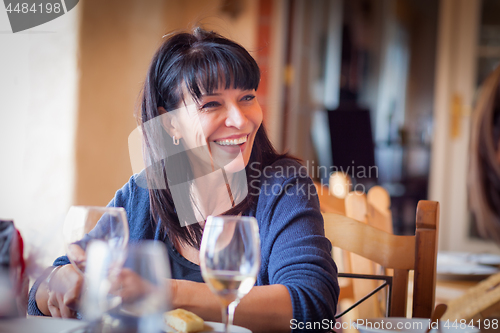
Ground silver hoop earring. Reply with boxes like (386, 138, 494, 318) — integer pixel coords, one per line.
(173, 136, 180, 145)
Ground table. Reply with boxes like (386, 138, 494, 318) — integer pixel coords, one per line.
(435, 279, 480, 305)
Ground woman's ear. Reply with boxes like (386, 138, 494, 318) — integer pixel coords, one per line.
(158, 107, 182, 139)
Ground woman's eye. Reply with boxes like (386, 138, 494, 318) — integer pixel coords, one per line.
(201, 101, 220, 109)
(241, 95, 256, 102)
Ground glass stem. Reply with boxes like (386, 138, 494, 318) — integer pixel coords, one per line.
(223, 301, 238, 333)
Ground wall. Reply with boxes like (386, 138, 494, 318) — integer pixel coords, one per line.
(74, 0, 258, 206)
(0, 6, 80, 267)
(74, 0, 168, 206)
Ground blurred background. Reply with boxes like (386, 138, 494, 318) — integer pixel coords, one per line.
(1, 0, 499, 267)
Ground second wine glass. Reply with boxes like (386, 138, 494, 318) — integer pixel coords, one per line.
(199, 215, 260, 333)
(83, 240, 171, 333)
(62, 206, 129, 274)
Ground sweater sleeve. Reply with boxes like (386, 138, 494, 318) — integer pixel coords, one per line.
(27, 266, 53, 316)
(256, 161, 339, 332)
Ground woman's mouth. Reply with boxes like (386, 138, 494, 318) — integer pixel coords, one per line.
(210, 134, 250, 169)
(214, 135, 248, 146)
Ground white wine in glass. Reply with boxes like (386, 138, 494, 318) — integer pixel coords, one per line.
(62, 206, 129, 274)
(200, 216, 260, 333)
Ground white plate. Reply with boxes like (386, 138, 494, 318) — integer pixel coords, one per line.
(469, 253, 500, 266)
(164, 321, 251, 333)
(437, 252, 500, 280)
(0, 317, 88, 333)
(437, 263, 500, 280)
(438, 251, 500, 266)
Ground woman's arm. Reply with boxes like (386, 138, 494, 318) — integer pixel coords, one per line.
(255, 160, 339, 331)
(29, 252, 83, 317)
(34, 264, 83, 318)
(172, 279, 293, 333)
(35, 278, 50, 316)
(29, 175, 145, 318)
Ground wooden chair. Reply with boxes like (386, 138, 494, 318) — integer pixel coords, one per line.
(329, 172, 352, 199)
(316, 181, 392, 231)
(343, 192, 384, 318)
(367, 185, 393, 234)
(324, 200, 440, 318)
(365, 186, 395, 284)
(332, 187, 393, 320)
(314, 172, 352, 214)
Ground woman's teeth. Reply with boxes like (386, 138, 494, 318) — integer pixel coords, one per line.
(215, 136, 247, 146)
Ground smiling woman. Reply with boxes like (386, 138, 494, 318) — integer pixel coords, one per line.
(28, 27, 340, 333)
(161, 87, 262, 176)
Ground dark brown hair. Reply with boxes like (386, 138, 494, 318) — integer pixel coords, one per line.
(138, 28, 288, 248)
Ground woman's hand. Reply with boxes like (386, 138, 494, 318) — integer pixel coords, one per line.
(38, 264, 83, 318)
(67, 244, 87, 272)
(109, 268, 155, 304)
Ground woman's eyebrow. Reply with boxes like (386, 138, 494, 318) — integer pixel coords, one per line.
(203, 93, 222, 97)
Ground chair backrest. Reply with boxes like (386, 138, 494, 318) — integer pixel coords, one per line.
(323, 200, 439, 318)
(367, 186, 393, 234)
(347, 189, 393, 280)
(344, 192, 383, 318)
(314, 181, 345, 214)
(367, 186, 391, 212)
(314, 172, 352, 214)
(329, 172, 352, 199)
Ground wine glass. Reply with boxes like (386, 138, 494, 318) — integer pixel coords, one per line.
(200, 215, 260, 333)
(82, 240, 123, 324)
(62, 206, 129, 274)
(83, 240, 171, 333)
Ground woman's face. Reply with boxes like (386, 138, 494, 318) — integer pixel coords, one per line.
(169, 88, 263, 173)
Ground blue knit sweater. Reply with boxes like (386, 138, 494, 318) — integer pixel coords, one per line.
(28, 158, 339, 331)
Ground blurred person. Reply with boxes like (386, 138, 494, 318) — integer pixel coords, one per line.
(27, 28, 339, 332)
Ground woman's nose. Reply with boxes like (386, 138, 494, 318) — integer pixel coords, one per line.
(225, 104, 248, 129)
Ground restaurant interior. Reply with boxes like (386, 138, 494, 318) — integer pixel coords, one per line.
(1, 0, 500, 332)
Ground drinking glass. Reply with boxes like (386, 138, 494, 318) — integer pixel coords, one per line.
(62, 206, 129, 274)
(83, 240, 171, 333)
(82, 240, 123, 324)
(200, 216, 260, 333)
